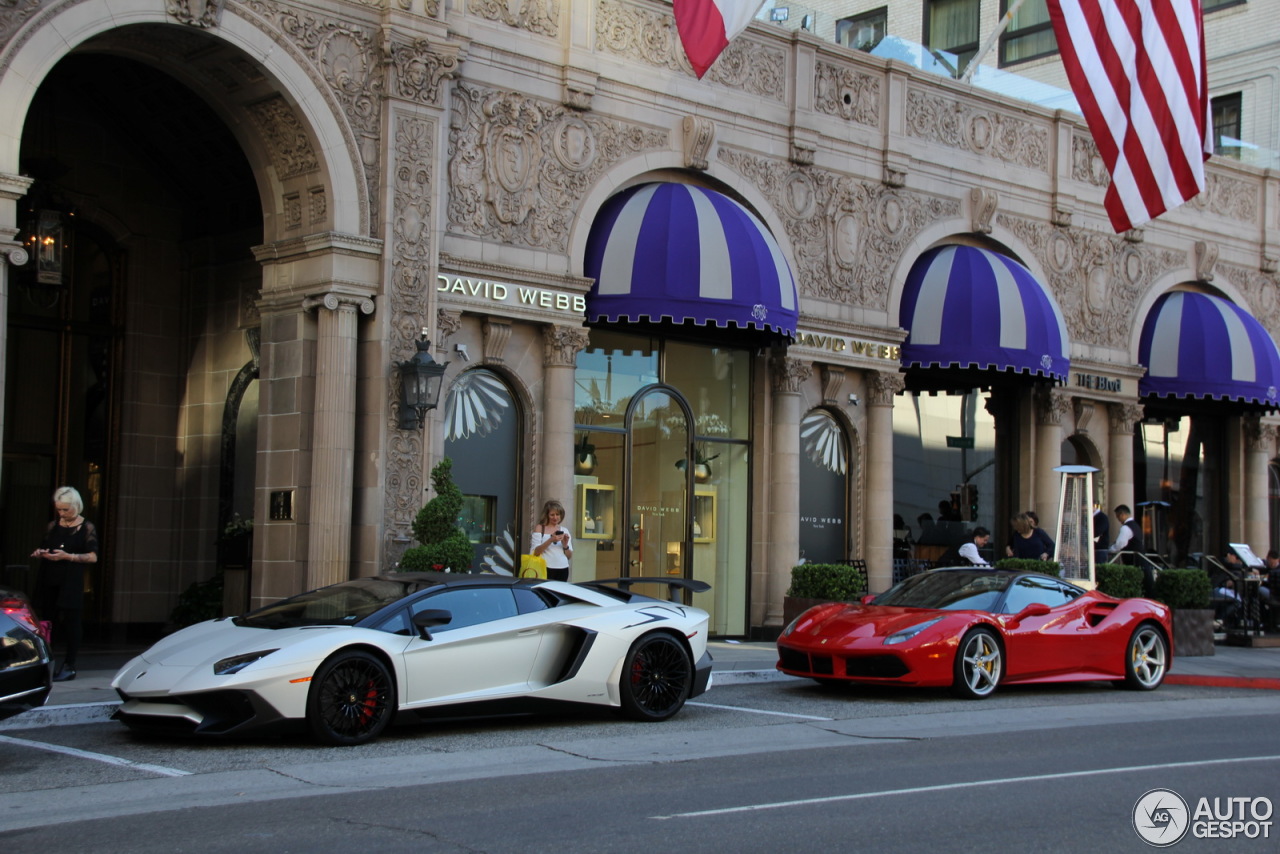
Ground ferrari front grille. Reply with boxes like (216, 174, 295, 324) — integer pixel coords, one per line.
(844, 656, 910, 678)
(778, 647, 809, 672)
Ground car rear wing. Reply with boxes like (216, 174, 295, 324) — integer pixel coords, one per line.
(580, 576, 711, 603)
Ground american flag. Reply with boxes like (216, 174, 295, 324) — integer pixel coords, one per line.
(1046, 0, 1212, 233)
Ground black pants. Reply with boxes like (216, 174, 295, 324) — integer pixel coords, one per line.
(546, 566, 569, 582)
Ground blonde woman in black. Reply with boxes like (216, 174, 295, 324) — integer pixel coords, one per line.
(31, 486, 99, 682)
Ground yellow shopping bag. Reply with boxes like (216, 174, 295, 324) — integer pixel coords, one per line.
(519, 554, 547, 579)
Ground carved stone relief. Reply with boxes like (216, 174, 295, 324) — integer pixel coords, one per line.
(469, 0, 559, 37)
(771, 352, 812, 394)
(447, 83, 667, 251)
(719, 147, 958, 307)
(906, 89, 1050, 172)
(867, 370, 905, 406)
(997, 212, 1184, 349)
(168, 0, 224, 28)
(1219, 258, 1280, 336)
(814, 61, 881, 128)
(543, 324, 590, 367)
(386, 37, 459, 107)
(1108, 403, 1145, 435)
(593, 0, 785, 99)
(246, 95, 321, 180)
(683, 115, 715, 171)
(1035, 386, 1073, 426)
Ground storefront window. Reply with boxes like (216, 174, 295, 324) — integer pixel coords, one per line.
(574, 330, 750, 635)
(1137, 415, 1221, 565)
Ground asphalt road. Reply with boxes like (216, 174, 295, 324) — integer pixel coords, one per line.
(3, 678, 1279, 851)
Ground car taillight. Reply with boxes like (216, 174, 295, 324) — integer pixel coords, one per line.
(2, 596, 45, 639)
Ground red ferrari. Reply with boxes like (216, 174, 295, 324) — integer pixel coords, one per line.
(776, 568, 1172, 698)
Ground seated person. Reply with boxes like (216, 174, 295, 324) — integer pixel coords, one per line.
(957, 527, 992, 567)
(1211, 577, 1243, 629)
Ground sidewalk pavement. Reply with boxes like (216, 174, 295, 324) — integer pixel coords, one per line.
(4, 638, 1279, 732)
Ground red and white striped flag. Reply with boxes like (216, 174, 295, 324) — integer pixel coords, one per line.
(1046, 0, 1212, 233)
(673, 0, 767, 79)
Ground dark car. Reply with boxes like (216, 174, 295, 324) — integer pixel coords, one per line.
(0, 586, 53, 720)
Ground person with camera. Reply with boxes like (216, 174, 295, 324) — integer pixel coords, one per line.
(531, 499, 573, 582)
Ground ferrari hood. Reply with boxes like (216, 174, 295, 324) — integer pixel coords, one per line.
(797, 605, 950, 639)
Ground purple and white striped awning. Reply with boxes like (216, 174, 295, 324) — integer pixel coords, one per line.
(1139, 291, 1280, 407)
(899, 245, 1070, 382)
(584, 183, 798, 339)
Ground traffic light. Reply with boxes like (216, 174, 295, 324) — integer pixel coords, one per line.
(960, 484, 979, 521)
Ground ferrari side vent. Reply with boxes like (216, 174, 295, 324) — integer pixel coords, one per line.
(845, 656, 910, 678)
(1085, 603, 1118, 627)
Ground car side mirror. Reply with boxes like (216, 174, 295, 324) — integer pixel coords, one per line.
(1007, 602, 1051, 627)
(860, 594, 876, 605)
(412, 608, 452, 641)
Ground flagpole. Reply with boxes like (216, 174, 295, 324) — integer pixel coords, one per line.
(960, 0, 1028, 83)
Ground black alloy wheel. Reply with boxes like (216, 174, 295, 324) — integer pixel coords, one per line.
(618, 633, 693, 722)
(306, 650, 395, 746)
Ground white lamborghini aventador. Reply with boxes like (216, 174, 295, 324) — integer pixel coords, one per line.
(112, 573, 712, 745)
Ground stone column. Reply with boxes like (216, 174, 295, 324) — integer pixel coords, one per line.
(0, 173, 34, 486)
(767, 353, 811, 626)
(541, 325, 590, 520)
(1243, 415, 1276, 551)
(304, 291, 374, 590)
(1106, 402, 1144, 536)
(866, 371, 905, 592)
(1034, 386, 1073, 539)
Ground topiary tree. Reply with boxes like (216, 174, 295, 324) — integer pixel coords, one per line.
(398, 457, 475, 573)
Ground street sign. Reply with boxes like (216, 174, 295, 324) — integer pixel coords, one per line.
(945, 435, 974, 449)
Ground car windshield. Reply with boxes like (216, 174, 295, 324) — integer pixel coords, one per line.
(873, 570, 1013, 612)
(234, 577, 422, 629)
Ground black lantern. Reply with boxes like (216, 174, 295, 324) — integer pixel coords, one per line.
(397, 336, 449, 430)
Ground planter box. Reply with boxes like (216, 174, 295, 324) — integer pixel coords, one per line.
(1173, 608, 1215, 657)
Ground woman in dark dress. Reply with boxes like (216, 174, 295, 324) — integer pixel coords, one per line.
(31, 486, 99, 682)
(1006, 512, 1054, 560)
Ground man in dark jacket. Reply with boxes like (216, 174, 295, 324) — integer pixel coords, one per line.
(1107, 504, 1144, 565)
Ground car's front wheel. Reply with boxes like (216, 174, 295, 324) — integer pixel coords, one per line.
(618, 633, 692, 722)
(306, 650, 395, 746)
(951, 627, 1002, 699)
(1120, 623, 1168, 691)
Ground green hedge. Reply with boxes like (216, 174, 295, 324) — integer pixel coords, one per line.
(786, 563, 868, 601)
(993, 558, 1060, 577)
(1095, 563, 1144, 599)
(1152, 567, 1212, 610)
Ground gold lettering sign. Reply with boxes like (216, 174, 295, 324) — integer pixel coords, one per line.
(437, 275, 586, 316)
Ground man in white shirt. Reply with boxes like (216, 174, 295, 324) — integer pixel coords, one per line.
(958, 527, 991, 566)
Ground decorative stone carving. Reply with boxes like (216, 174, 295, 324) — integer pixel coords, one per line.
(1242, 414, 1272, 453)
(814, 61, 881, 128)
(436, 308, 462, 342)
(1205, 171, 1258, 224)
(1195, 240, 1218, 282)
(302, 291, 376, 316)
(1071, 134, 1109, 187)
(1034, 386, 1073, 426)
(970, 187, 997, 234)
(563, 67, 597, 111)
(906, 89, 1050, 171)
(820, 365, 845, 405)
(284, 192, 302, 229)
(1217, 258, 1280, 335)
(482, 318, 512, 364)
(543, 324, 590, 367)
(771, 352, 812, 394)
(448, 83, 667, 251)
(385, 36, 459, 107)
(593, 0, 785, 99)
(168, 0, 224, 28)
(1073, 399, 1094, 434)
(1124, 227, 1144, 244)
(469, 0, 559, 37)
(867, 370, 905, 406)
(1108, 403, 1145, 435)
(683, 116, 715, 171)
(720, 148, 958, 307)
(246, 96, 321, 180)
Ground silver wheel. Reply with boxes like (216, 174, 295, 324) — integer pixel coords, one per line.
(951, 627, 1002, 699)
(1123, 623, 1168, 690)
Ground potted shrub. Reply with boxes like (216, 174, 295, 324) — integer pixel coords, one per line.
(1152, 567, 1214, 657)
(993, 558, 1060, 577)
(1095, 563, 1144, 600)
(783, 563, 868, 627)
(399, 458, 475, 573)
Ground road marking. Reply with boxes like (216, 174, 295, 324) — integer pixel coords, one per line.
(651, 754, 1280, 819)
(0, 733, 192, 777)
(687, 700, 832, 721)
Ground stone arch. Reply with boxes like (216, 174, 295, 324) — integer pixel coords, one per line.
(0, 0, 368, 239)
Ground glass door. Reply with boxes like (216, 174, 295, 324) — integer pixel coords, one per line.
(626, 388, 691, 598)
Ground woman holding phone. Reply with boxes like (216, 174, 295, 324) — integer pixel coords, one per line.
(531, 499, 573, 581)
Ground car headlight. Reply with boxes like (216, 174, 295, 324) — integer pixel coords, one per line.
(214, 649, 279, 675)
(884, 617, 944, 646)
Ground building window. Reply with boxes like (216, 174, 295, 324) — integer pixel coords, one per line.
(925, 0, 980, 77)
(836, 7, 887, 52)
(999, 0, 1057, 66)
(1212, 93, 1243, 159)
(1203, 0, 1245, 11)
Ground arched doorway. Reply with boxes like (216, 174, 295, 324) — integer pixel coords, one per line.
(3, 46, 261, 636)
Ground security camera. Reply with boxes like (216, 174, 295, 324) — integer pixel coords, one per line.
(848, 393, 860, 406)
(455, 344, 470, 361)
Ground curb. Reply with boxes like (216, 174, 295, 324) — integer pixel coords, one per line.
(1164, 674, 1280, 691)
(0, 701, 118, 731)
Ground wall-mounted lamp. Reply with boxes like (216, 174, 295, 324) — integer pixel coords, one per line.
(396, 335, 449, 430)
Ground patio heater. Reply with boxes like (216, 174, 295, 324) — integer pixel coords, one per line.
(1054, 465, 1098, 588)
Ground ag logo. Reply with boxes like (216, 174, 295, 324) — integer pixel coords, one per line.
(1133, 788, 1190, 846)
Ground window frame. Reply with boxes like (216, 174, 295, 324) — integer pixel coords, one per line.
(998, 0, 1058, 67)
(836, 6, 888, 52)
